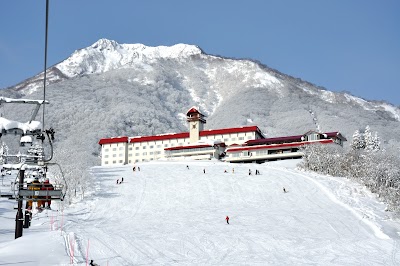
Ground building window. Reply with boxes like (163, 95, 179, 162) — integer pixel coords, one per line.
(142, 146, 147, 149)
(128, 153, 132, 157)
(150, 152, 154, 155)
(129, 147, 133, 151)
(112, 160, 116, 164)
(157, 145, 161, 148)
(239, 137, 244, 140)
(150, 145, 154, 149)
(104, 161, 109, 164)
(135, 147, 139, 150)
(119, 160, 123, 163)
(135, 153, 140, 156)
(112, 148, 117, 151)
(143, 152, 147, 156)
(308, 134, 319, 141)
(119, 154, 123, 157)
(105, 155, 109, 158)
(119, 147, 123, 150)
(113, 154, 117, 157)
(104, 148, 109, 152)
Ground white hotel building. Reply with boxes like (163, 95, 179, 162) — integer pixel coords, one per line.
(99, 107, 346, 166)
(98, 107, 264, 166)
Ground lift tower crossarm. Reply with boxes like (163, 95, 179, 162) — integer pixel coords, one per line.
(0, 97, 49, 123)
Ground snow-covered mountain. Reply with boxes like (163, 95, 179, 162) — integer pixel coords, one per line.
(1, 38, 399, 177)
(10, 39, 203, 94)
(8, 38, 400, 121)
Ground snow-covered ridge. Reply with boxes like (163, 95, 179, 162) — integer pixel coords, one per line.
(344, 93, 400, 121)
(56, 38, 203, 78)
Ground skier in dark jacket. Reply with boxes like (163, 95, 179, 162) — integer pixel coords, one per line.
(90, 259, 99, 266)
(226, 216, 230, 224)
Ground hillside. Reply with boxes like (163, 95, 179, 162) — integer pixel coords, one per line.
(0, 39, 399, 196)
(1, 160, 399, 265)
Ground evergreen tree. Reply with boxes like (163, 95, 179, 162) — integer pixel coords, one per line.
(350, 130, 365, 150)
(364, 125, 374, 151)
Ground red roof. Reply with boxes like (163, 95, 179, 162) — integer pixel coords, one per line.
(200, 126, 262, 137)
(324, 132, 347, 141)
(98, 136, 129, 145)
(99, 126, 263, 145)
(247, 135, 303, 146)
(186, 107, 204, 116)
(226, 139, 334, 152)
(246, 131, 346, 146)
(130, 132, 189, 143)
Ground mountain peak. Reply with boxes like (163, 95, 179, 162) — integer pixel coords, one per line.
(56, 39, 203, 78)
(91, 38, 120, 50)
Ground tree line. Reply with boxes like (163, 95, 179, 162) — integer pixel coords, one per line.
(299, 125, 400, 212)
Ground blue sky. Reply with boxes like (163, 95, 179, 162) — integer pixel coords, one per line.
(1, 0, 399, 105)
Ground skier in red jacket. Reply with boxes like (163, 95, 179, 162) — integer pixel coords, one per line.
(226, 216, 229, 224)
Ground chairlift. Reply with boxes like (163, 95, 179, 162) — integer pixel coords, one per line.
(9, 164, 67, 202)
(20, 135, 33, 147)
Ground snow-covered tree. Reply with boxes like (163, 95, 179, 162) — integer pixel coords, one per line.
(299, 139, 400, 213)
(350, 126, 380, 152)
(350, 130, 365, 150)
(364, 125, 374, 151)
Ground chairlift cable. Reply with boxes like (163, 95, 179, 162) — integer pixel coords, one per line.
(42, 0, 49, 132)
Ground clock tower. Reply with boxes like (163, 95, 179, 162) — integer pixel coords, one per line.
(186, 107, 206, 143)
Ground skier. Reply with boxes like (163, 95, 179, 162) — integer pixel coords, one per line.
(249, 169, 252, 175)
(43, 178, 54, 209)
(89, 260, 99, 266)
(116, 179, 119, 184)
(283, 187, 287, 193)
(121, 177, 124, 183)
(28, 177, 41, 210)
(226, 216, 230, 225)
(186, 165, 189, 169)
(203, 168, 206, 174)
(224, 170, 228, 173)
(133, 166, 136, 172)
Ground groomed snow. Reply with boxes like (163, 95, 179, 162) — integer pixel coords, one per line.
(1, 159, 399, 265)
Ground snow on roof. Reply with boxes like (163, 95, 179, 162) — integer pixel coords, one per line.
(186, 106, 205, 116)
(0, 117, 41, 134)
(0, 97, 48, 105)
(2, 163, 44, 170)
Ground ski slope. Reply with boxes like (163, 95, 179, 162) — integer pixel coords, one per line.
(1, 159, 400, 265)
